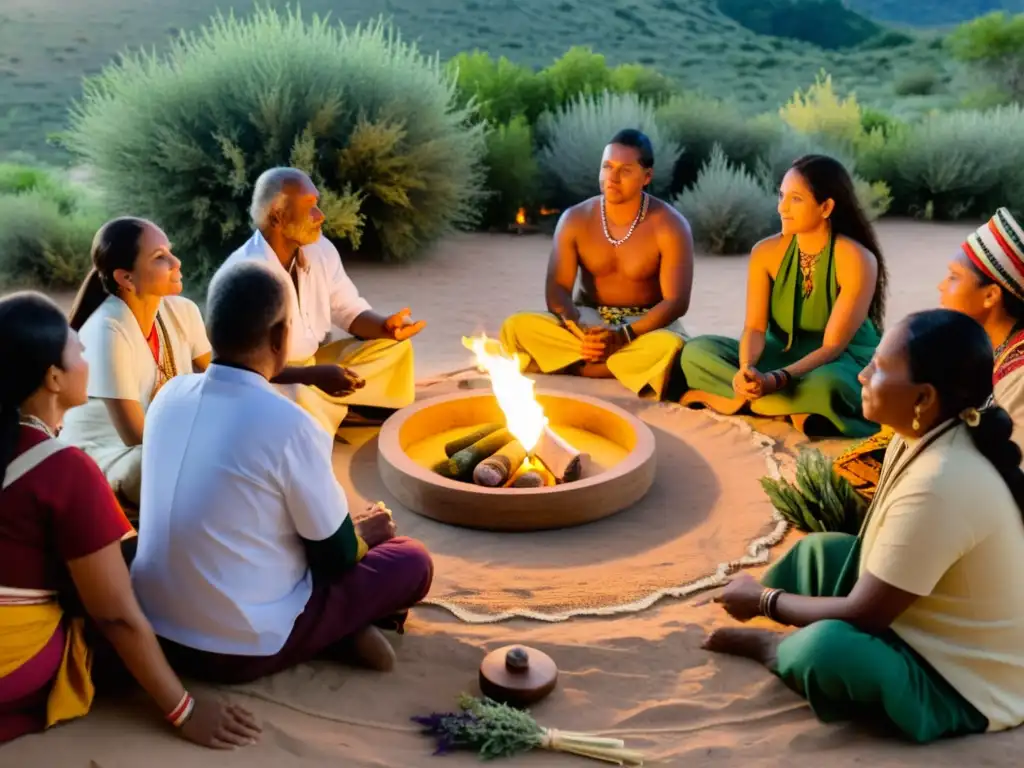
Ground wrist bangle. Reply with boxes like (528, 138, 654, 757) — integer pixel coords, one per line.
(167, 691, 194, 728)
(622, 324, 635, 343)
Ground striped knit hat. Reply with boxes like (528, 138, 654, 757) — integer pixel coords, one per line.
(963, 207, 1024, 300)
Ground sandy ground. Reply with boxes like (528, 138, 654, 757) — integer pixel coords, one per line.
(5, 218, 1022, 767)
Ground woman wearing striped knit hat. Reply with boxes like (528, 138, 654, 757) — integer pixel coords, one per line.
(834, 207, 1024, 499)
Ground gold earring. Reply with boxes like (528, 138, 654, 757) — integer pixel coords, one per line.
(912, 403, 921, 433)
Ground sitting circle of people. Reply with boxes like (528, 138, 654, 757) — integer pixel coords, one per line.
(3, 130, 1024, 747)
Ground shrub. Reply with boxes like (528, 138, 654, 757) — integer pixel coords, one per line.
(672, 145, 777, 255)
(0, 187, 105, 288)
(779, 70, 865, 149)
(540, 46, 613, 107)
(859, 105, 1024, 220)
(608, 63, 678, 104)
(479, 116, 540, 230)
(948, 12, 1024, 102)
(656, 96, 781, 193)
(63, 8, 487, 272)
(893, 68, 941, 96)
(536, 91, 682, 206)
(0, 162, 80, 214)
(447, 51, 552, 125)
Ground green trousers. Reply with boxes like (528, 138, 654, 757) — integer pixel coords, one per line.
(761, 533, 988, 742)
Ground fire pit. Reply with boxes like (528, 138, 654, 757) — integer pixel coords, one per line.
(376, 336, 656, 531)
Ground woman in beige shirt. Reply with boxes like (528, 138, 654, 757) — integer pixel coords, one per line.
(706, 308, 1024, 742)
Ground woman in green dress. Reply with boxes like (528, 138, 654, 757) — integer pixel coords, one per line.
(704, 309, 1024, 743)
(680, 154, 888, 437)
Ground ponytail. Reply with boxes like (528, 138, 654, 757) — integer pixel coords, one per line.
(68, 267, 109, 332)
(68, 217, 149, 331)
(963, 404, 1024, 518)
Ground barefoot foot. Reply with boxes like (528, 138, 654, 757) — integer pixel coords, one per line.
(350, 625, 397, 671)
(702, 627, 783, 667)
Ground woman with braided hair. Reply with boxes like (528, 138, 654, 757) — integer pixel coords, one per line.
(706, 309, 1024, 743)
(834, 207, 1024, 499)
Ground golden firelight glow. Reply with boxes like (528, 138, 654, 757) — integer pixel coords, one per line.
(514, 207, 527, 225)
(462, 334, 548, 453)
(539, 206, 560, 216)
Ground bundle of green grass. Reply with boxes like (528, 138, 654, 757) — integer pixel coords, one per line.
(760, 448, 867, 535)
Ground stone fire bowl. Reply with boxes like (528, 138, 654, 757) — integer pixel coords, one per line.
(376, 389, 656, 532)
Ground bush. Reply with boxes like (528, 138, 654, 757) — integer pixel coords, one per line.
(657, 96, 781, 193)
(779, 70, 866, 149)
(536, 91, 682, 206)
(447, 51, 552, 126)
(859, 105, 1024, 220)
(479, 116, 540, 230)
(893, 68, 941, 96)
(540, 46, 613, 107)
(0, 187, 105, 288)
(608, 63, 678, 104)
(64, 8, 487, 271)
(672, 145, 777, 255)
(0, 162, 81, 215)
(948, 12, 1024, 102)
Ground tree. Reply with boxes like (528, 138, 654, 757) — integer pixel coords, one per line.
(948, 12, 1024, 102)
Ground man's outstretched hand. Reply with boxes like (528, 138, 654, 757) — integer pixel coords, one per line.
(384, 308, 426, 341)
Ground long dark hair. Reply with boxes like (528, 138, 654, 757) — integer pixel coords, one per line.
(965, 259, 1024, 322)
(68, 217, 148, 332)
(791, 154, 888, 331)
(904, 308, 1024, 515)
(0, 292, 70, 484)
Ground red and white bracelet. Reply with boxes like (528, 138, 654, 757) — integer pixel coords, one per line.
(167, 691, 195, 728)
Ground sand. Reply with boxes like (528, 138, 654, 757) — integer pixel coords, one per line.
(4, 217, 1022, 767)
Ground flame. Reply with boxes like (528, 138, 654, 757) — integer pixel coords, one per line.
(462, 334, 548, 452)
(539, 206, 560, 216)
(514, 207, 527, 225)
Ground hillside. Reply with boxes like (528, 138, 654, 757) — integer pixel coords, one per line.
(0, 0, 958, 161)
(847, 0, 1024, 26)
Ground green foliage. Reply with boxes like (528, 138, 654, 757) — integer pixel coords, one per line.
(608, 63, 678, 104)
(672, 145, 777, 255)
(718, 0, 887, 51)
(0, 167, 106, 287)
(447, 51, 551, 126)
(541, 46, 612, 106)
(760, 449, 868, 535)
(656, 96, 781, 193)
(536, 91, 682, 206)
(948, 12, 1024, 101)
(479, 117, 539, 230)
(860, 107, 900, 137)
(63, 8, 486, 272)
(858, 105, 1024, 220)
(893, 68, 942, 96)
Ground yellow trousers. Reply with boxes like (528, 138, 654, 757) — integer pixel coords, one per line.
(499, 309, 686, 400)
(277, 337, 416, 435)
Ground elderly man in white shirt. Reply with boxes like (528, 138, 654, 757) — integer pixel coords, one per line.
(216, 167, 425, 434)
(131, 259, 433, 683)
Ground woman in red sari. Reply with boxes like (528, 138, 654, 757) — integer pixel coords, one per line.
(0, 291, 260, 747)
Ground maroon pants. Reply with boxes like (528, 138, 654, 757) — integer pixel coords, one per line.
(159, 537, 433, 685)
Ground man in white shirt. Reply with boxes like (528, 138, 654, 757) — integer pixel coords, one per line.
(216, 167, 425, 435)
(131, 259, 433, 683)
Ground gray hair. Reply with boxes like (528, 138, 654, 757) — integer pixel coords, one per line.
(206, 260, 289, 359)
(249, 167, 313, 230)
